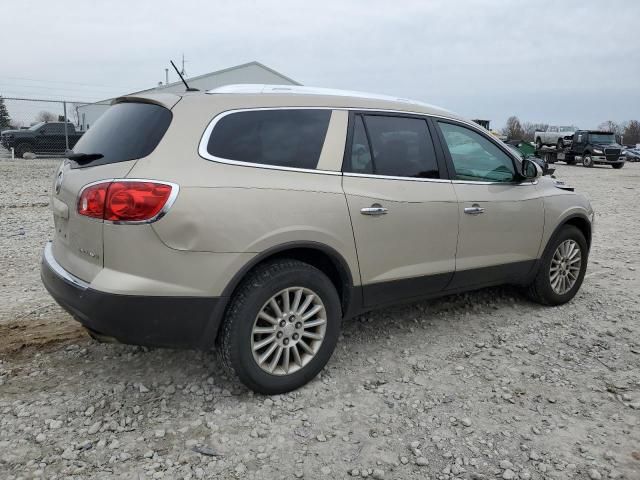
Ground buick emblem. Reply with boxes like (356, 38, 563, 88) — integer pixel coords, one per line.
(55, 168, 64, 195)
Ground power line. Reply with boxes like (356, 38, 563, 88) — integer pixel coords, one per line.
(0, 75, 136, 90)
(0, 83, 122, 97)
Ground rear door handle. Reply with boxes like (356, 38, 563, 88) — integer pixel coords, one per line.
(360, 204, 388, 216)
(464, 205, 485, 215)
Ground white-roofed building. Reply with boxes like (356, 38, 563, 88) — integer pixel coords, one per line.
(76, 61, 299, 131)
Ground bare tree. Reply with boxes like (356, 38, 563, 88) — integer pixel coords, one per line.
(36, 110, 57, 122)
(622, 120, 640, 145)
(68, 103, 81, 127)
(502, 116, 524, 140)
(598, 121, 621, 134)
(521, 122, 549, 142)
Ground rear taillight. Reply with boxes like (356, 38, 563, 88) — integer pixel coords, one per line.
(77, 180, 176, 223)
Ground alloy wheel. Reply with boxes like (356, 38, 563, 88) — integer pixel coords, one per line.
(251, 287, 327, 375)
(549, 239, 582, 295)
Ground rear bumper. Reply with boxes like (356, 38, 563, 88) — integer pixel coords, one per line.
(41, 242, 221, 349)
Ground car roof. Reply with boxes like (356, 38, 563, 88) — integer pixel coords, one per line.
(119, 84, 469, 123)
(203, 84, 461, 118)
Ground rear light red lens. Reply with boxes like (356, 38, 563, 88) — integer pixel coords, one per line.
(77, 183, 108, 219)
(77, 181, 174, 222)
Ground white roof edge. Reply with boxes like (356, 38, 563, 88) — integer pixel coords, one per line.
(206, 84, 449, 111)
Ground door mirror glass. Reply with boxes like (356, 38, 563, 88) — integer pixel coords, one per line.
(522, 158, 541, 179)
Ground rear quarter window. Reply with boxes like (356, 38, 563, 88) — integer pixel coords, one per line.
(205, 109, 331, 170)
(70, 102, 172, 168)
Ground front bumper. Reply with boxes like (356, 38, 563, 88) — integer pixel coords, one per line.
(41, 242, 220, 349)
(592, 155, 624, 164)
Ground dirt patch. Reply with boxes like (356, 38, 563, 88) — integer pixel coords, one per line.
(0, 315, 87, 357)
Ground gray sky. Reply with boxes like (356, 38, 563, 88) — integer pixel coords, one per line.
(2, 0, 638, 129)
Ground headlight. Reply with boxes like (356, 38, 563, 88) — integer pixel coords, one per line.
(593, 148, 603, 154)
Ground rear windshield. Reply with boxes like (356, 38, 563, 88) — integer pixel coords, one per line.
(70, 102, 172, 168)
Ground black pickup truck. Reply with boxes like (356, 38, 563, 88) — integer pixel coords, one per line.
(0, 122, 83, 158)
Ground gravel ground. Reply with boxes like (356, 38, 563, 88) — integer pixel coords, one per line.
(1, 150, 639, 479)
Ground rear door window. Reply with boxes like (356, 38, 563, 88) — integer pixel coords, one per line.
(70, 102, 172, 168)
(206, 109, 331, 170)
(344, 114, 441, 179)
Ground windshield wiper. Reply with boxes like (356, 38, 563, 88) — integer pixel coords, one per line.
(66, 152, 104, 164)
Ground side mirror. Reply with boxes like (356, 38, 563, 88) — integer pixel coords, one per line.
(522, 158, 542, 179)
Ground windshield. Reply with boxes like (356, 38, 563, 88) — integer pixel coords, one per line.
(28, 122, 45, 131)
(71, 102, 172, 168)
(589, 133, 616, 144)
(559, 126, 574, 132)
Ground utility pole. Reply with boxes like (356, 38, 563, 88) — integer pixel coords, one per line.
(165, 68, 169, 85)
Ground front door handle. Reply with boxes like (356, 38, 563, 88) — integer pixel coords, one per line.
(361, 204, 388, 216)
(464, 205, 485, 215)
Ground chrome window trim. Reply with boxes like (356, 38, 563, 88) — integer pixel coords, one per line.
(197, 107, 468, 176)
(452, 179, 538, 186)
(198, 107, 341, 176)
(77, 178, 180, 225)
(344, 172, 452, 184)
(43, 241, 89, 290)
(197, 106, 526, 182)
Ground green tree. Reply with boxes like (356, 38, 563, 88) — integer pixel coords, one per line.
(0, 96, 11, 130)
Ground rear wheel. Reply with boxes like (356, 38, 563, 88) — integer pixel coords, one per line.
(219, 259, 341, 394)
(15, 143, 33, 159)
(612, 163, 624, 169)
(582, 153, 594, 168)
(527, 225, 588, 306)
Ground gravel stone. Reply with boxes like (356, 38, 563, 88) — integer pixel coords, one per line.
(588, 469, 602, 480)
(0, 158, 638, 480)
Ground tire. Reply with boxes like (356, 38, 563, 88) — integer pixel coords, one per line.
(556, 138, 564, 150)
(536, 137, 543, 150)
(526, 225, 588, 306)
(612, 163, 624, 169)
(219, 259, 341, 394)
(15, 143, 33, 159)
(582, 153, 594, 168)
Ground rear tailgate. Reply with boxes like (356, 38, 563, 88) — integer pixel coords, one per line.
(51, 160, 136, 282)
(50, 94, 180, 283)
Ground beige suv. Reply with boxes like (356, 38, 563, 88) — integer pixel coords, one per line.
(41, 85, 593, 393)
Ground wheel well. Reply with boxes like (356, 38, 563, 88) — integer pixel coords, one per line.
(228, 247, 353, 316)
(563, 216, 592, 249)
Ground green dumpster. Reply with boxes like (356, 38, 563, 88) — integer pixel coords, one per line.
(516, 141, 536, 156)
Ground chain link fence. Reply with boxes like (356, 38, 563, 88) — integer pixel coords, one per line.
(0, 97, 110, 159)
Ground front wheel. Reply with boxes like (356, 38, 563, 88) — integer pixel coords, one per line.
(218, 259, 341, 394)
(582, 154, 594, 168)
(526, 225, 588, 306)
(612, 163, 624, 169)
(15, 143, 33, 159)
